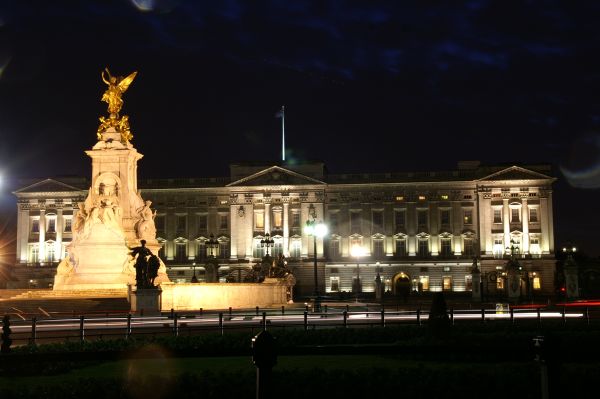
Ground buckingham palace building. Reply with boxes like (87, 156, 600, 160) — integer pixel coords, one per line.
(9, 160, 556, 298)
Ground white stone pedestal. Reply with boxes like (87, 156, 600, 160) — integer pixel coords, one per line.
(131, 287, 162, 316)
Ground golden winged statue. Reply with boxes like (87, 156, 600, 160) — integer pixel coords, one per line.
(101, 68, 137, 116)
(97, 68, 137, 143)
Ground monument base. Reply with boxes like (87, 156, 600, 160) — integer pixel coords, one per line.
(131, 287, 162, 316)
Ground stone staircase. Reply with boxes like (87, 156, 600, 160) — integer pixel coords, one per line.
(0, 288, 130, 319)
(7, 288, 128, 300)
(0, 297, 131, 318)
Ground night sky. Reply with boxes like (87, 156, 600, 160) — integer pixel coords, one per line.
(1, 1, 600, 256)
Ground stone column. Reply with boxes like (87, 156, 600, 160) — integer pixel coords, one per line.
(56, 208, 64, 260)
(481, 194, 492, 255)
(522, 198, 529, 255)
(407, 203, 416, 256)
(540, 195, 550, 254)
(17, 207, 30, 263)
(547, 191, 555, 254)
(38, 208, 46, 261)
(283, 202, 289, 256)
(503, 198, 510, 250)
(230, 204, 238, 259)
(264, 203, 271, 234)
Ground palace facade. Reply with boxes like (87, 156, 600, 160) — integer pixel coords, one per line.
(10, 161, 556, 298)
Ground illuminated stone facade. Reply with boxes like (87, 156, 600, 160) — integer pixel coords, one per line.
(11, 161, 556, 297)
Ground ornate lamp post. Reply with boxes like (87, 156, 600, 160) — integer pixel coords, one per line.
(206, 234, 219, 257)
(191, 262, 198, 283)
(505, 239, 522, 301)
(305, 218, 328, 312)
(260, 233, 275, 257)
(562, 245, 579, 299)
(205, 234, 219, 283)
(351, 244, 366, 302)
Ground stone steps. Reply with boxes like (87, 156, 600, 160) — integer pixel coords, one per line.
(0, 297, 131, 318)
(8, 288, 128, 300)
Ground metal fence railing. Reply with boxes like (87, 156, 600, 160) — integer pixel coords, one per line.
(2, 305, 597, 347)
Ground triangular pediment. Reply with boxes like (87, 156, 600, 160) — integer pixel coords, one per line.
(14, 179, 85, 194)
(226, 166, 325, 187)
(478, 166, 553, 182)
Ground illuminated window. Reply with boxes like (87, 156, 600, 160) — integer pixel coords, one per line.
(31, 219, 39, 233)
(465, 275, 473, 291)
(395, 196, 404, 201)
(497, 276, 505, 290)
(533, 276, 541, 290)
(493, 209, 502, 223)
(330, 277, 340, 292)
(272, 209, 282, 229)
(529, 208, 538, 223)
(493, 238, 504, 259)
(29, 244, 39, 263)
(254, 212, 264, 230)
(419, 276, 429, 291)
(418, 195, 426, 201)
(440, 209, 450, 225)
(47, 218, 56, 233)
(46, 242, 55, 262)
(442, 276, 452, 291)
(272, 241, 283, 257)
(463, 210, 472, 225)
(64, 218, 72, 232)
(511, 208, 520, 223)
(441, 194, 449, 200)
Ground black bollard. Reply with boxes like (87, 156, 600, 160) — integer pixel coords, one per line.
(31, 316, 37, 345)
(252, 330, 277, 399)
(303, 311, 308, 331)
(1, 315, 12, 353)
(126, 314, 132, 338)
(79, 315, 85, 343)
(262, 312, 267, 331)
(256, 306, 260, 316)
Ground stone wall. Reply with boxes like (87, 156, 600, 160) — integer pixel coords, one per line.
(160, 278, 290, 310)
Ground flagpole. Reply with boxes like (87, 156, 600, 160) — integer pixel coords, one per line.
(281, 105, 285, 162)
